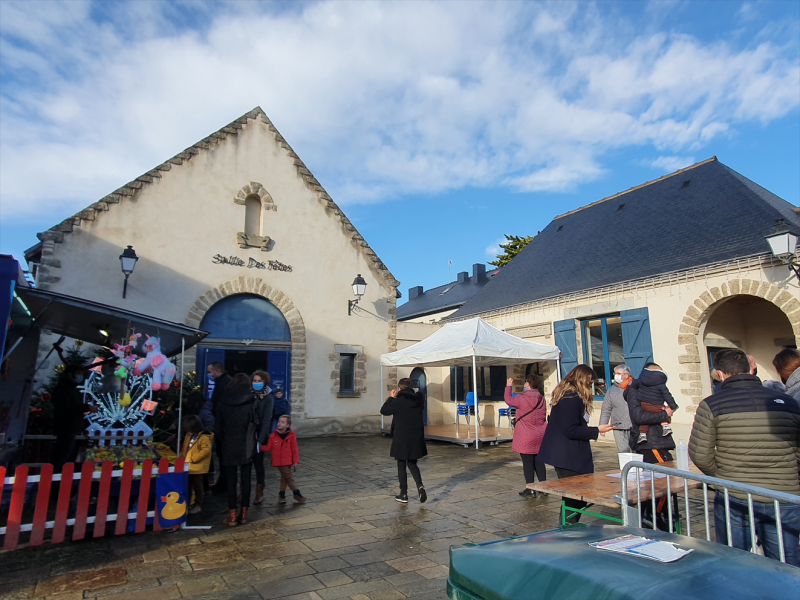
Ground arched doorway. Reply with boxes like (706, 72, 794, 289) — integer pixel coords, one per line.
(197, 293, 292, 396)
(410, 367, 428, 425)
(701, 294, 795, 394)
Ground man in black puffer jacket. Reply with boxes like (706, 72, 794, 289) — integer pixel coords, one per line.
(630, 365, 679, 445)
(625, 364, 677, 529)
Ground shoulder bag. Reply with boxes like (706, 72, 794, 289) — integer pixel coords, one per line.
(510, 394, 545, 427)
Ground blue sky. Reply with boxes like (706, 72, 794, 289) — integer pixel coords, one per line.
(1, 1, 798, 301)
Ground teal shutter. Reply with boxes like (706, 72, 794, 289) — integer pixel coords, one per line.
(554, 319, 578, 378)
(621, 308, 654, 378)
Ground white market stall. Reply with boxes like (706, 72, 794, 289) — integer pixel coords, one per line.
(380, 318, 561, 449)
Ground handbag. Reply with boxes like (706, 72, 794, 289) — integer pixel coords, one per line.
(510, 395, 544, 427)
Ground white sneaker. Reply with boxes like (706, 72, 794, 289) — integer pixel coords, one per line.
(662, 424, 673, 436)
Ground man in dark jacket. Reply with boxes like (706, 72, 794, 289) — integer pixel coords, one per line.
(625, 364, 676, 529)
(50, 364, 97, 470)
(207, 362, 232, 492)
(689, 349, 800, 566)
(380, 378, 427, 504)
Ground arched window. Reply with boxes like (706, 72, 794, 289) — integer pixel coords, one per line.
(244, 195, 262, 236)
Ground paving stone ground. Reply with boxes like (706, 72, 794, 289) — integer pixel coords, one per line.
(1, 435, 699, 600)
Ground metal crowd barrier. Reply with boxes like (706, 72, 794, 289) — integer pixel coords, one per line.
(619, 461, 800, 564)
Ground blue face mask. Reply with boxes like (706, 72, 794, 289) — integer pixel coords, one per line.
(252, 382, 264, 391)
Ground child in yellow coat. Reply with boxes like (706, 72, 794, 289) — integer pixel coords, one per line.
(181, 415, 213, 515)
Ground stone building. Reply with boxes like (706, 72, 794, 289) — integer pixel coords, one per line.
(24, 107, 400, 435)
(395, 157, 800, 439)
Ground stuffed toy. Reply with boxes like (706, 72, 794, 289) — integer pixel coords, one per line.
(133, 335, 176, 391)
(111, 343, 138, 378)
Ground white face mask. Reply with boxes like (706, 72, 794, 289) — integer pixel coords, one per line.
(614, 374, 624, 384)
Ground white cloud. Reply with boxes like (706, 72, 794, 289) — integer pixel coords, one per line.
(486, 238, 505, 258)
(647, 155, 697, 173)
(0, 1, 798, 221)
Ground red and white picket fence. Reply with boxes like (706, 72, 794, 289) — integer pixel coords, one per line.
(0, 458, 186, 551)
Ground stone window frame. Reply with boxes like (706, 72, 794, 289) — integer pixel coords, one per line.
(330, 344, 366, 398)
(233, 182, 277, 252)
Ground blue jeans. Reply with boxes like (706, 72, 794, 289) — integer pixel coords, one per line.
(714, 492, 800, 567)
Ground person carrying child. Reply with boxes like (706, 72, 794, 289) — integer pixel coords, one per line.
(181, 415, 213, 515)
(261, 415, 306, 504)
(627, 363, 678, 444)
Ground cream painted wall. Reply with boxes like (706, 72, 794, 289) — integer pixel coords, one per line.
(37, 117, 397, 427)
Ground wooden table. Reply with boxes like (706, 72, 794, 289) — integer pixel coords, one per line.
(527, 461, 704, 527)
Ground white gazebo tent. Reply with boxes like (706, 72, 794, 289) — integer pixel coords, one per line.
(380, 318, 561, 448)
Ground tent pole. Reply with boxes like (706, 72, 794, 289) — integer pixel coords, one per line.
(177, 337, 185, 457)
(556, 358, 562, 383)
(380, 365, 384, 431)
(472, 355, 479, 450)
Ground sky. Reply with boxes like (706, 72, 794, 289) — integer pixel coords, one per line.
(1, 0, 798, 303)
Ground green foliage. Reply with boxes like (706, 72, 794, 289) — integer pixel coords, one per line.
(147, 370, 201, 445)
(488, 234, 535, 268)
(28, 342, 92, 435)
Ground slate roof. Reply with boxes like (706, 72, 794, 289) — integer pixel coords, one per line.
(451, 157, 800, 319)
(397, 265, 498, 321)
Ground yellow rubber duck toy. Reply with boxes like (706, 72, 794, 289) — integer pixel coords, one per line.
(160, 492, 186, 521)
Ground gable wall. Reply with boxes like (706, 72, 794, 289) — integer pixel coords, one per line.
(38, 117, 397, 428)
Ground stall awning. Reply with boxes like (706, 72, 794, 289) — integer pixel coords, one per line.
(13, 287, 208, 356)
(380, 317, 560, 368)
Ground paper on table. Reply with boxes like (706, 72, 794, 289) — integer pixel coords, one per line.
(590, 535, 692, 563)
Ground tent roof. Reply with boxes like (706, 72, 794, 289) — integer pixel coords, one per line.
(381, 318, 560, 368)
(15, 286, 208, 357)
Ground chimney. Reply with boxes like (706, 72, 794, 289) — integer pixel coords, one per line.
(457, 271, 469, 283)
(472, 263, 486, 284)
(409, 286, 423, 299)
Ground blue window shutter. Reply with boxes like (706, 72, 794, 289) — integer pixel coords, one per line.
(554, 319, 578, 378)
(621, 308, 654, 378)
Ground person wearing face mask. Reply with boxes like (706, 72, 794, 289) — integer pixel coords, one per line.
(599, 364, 634, 453)
(251, 370, 274, 505)
(50, 364, 98, 470)
(207, 362, 232, 492)
(504, 374, 548, 497)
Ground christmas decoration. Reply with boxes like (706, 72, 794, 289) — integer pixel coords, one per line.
(133, 336, 176, 391)
(83, 365, 153, 438)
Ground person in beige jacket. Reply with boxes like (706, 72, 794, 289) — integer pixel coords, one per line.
(689, 349, 800, 566)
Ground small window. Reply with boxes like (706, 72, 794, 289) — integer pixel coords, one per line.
(439, 285, 455, 296)
(339, 354, 355, 393)
(617, 203, 625, 211)
(244, 196, 262, 235)
(557, 225, 563, 232)
(682, 180, 691, 188)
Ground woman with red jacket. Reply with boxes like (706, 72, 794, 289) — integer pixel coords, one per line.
(261, 415, 305, 504)
(505, 374, 548, 497)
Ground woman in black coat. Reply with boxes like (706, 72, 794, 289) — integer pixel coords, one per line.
(380, 378, 427, 504)
(538, 364, 615, 523)
(216, 373, 256, 526)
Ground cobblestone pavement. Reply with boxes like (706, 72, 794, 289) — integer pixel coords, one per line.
(1, 435, 629, 600)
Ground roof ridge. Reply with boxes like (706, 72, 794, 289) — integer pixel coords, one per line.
(553, 156, 718, 220)
(34, 106, 399, 290)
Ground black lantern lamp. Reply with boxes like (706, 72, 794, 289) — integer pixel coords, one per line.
(119, 245, 139, 299)
(349, 274, 367, 315)
(766, 219, 800, 282)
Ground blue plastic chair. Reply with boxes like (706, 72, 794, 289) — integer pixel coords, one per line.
(457, 393, 477, 426)
(498, 407, 516, 432)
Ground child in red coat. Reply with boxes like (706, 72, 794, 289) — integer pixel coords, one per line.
(261, 415, 305, 504)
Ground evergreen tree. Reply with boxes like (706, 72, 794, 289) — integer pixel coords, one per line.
(488, 234, 535, 268)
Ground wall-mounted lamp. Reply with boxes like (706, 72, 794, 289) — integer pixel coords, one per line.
(348, 274, 367, 315)
(766, 219, 800, 282)
(119, 245, 139, 299)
